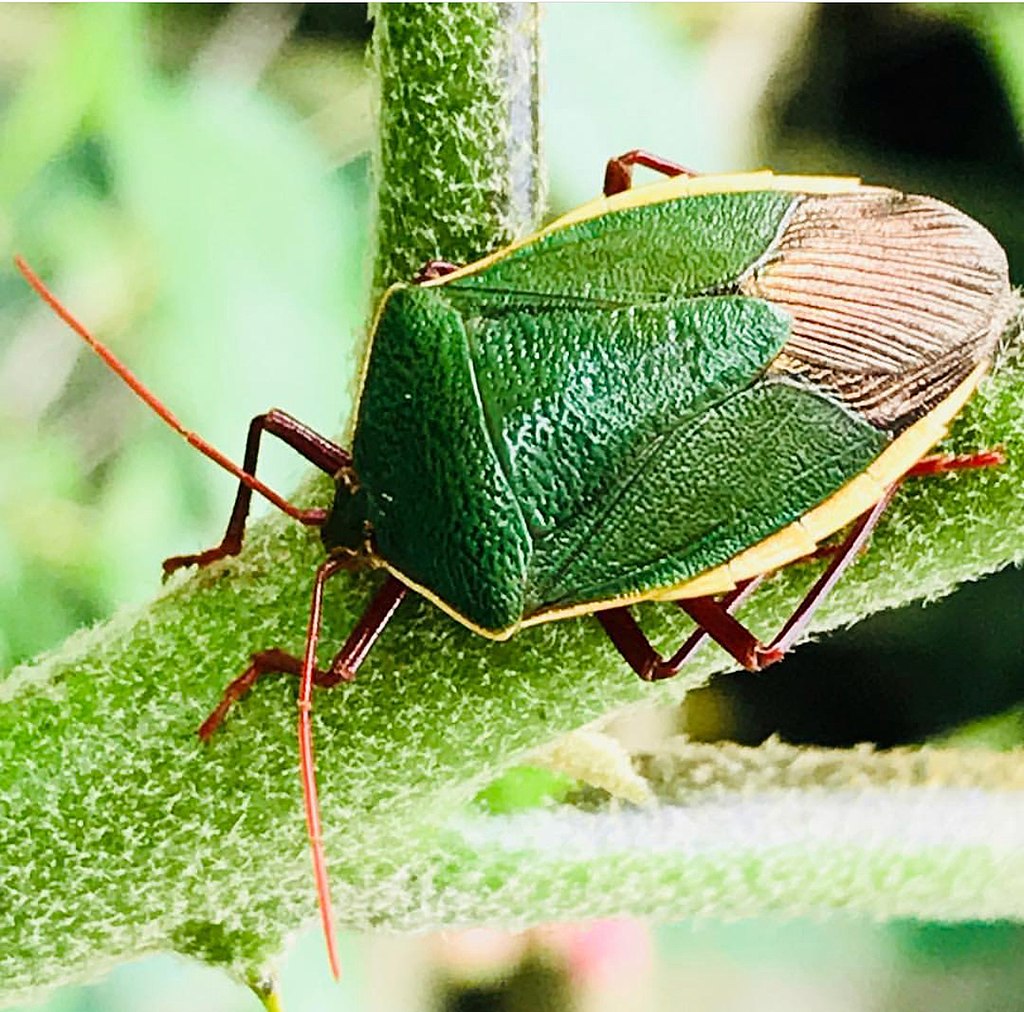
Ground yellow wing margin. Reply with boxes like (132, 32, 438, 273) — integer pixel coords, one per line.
(656, 360, 988, 599)
(514, 361, 987, 633)
(424, 171, 869, 290)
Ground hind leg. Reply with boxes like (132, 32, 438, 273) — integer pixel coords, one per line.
(603, 149, 698, 197)
(596, 579, 763, 681)
(598, 489, 892, 677)
(598, 449, 1003, 678)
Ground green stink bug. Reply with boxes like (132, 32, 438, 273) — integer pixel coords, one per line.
(18, 149, 1014, 978)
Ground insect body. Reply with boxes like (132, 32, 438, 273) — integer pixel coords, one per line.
(19, 151, 1014, 979)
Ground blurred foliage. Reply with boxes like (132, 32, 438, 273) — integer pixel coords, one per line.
(473, 765, 575, 815)
(1, 4, 1023, 1012)
(0, 4, 371, 672)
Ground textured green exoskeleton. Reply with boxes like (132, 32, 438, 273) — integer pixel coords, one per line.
(234, 167, 1015, 978)
(323, 173, 1012, 637)
(22, 164, 1014, 983)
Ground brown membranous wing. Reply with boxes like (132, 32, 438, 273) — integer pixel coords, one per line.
(742, 190, 1013, 434)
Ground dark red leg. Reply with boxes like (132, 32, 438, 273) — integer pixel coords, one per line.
(736, 449, 1003, 660)
(200, 571, 408, 980)
(599, 447, 1003, 679)
(753, 488, 896, 659)
(597, 579, 763, 681)
(787, 451, 1004, 566)
(163, 410, 351, 576)
(604, 149, 699, 197)
(672, 489, 897, 670)
(905, 448, 1004, 477)
(665, 579, 764, 674)
(599, 492, 893, 678)
(198, 574, 408, 740)
(412, 259, 461, 284)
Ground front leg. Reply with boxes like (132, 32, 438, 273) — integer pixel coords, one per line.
(198, 575, 408, 739)
(163, 410, 349, 576)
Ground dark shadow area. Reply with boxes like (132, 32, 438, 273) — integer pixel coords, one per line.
(688, 567, 1024, 748)
(780, 5, 1021, 168)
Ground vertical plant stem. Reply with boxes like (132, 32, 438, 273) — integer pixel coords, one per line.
(372, 1, 543, 289)
(0, 5, 551, 1004)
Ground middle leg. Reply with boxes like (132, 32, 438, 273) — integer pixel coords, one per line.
(412, 259, 461, 284)
(596, 578, 763, 681)
(198, 574, 408, 740)
(599, 487, 897, 679)
(598, 447, 1004, 681)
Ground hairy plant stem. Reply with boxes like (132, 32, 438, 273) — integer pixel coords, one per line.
(372, 2, 542, 289)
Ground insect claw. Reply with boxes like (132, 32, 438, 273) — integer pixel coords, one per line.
(162, 541, 243, 577)
(161, 554, 197, 579)
(752, 645, 786, 670)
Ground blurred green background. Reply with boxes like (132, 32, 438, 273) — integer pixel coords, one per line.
(1, 4, 1023, 1010)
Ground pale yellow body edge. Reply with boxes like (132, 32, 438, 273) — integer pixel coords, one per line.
(381, 362, 988, 642)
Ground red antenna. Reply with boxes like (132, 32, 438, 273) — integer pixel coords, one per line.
(14, 255, 316, 524)
(298, 559, 346, 981)
(18, 254, 348, 978)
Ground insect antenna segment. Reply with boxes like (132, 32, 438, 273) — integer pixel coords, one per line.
(14, 255, 321, 525)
